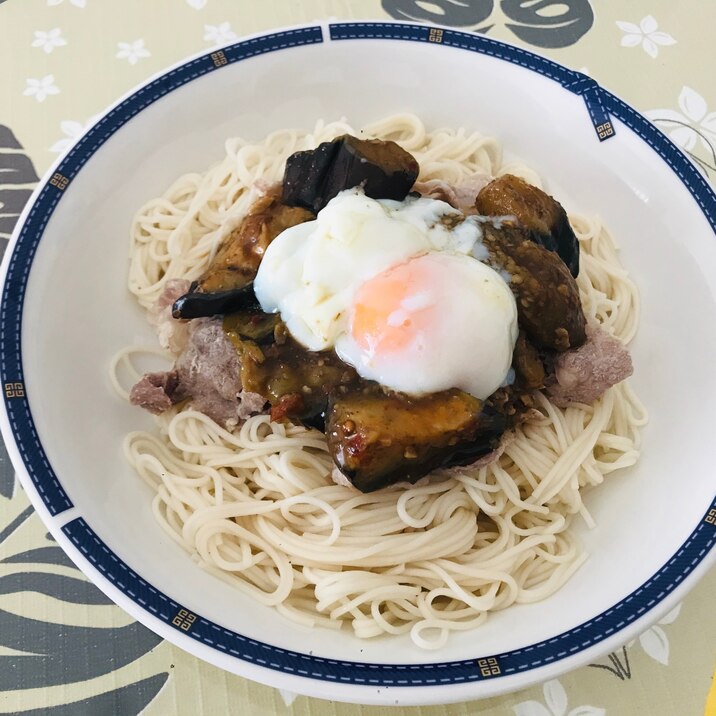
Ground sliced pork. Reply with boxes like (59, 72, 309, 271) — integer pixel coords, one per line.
(129, 318, 265, 428)
(414, 173, 491, 215)
(129, 370, 183, 415)
(148, 279, 191, 353)
(547, 322, 633, 407)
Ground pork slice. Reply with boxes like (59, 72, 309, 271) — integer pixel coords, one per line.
(547, 322, 633, 407)
(129, 370, 183, 414)
(452, 174, 493, 214)
(414, 179, 459, 207)
(130, 317, 266, 427)
(414, 173, 492, 215)
(237, 390, 267, 420)
(174, 318, 246, 427)
(148, 279, 192, 353)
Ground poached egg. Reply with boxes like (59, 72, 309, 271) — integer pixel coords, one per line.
(253, 188, 518, 400)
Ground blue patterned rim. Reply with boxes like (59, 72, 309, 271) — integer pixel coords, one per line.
(2, 23, 715, 688)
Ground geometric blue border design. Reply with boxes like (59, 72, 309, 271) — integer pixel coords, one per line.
(329, 23, 716, 231)
(330, 22, 615, 141)
(3, 20, 715, 686)
(63, 502, 716, 685)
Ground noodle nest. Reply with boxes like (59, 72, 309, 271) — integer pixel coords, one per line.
(117, 115, 646, 649)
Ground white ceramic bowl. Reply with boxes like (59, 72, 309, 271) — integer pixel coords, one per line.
(2, 21, 715, 706)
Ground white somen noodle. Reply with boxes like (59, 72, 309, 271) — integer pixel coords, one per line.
(115, 114, 646, 649)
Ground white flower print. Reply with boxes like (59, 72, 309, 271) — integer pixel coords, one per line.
(203, 22, 237, 46)
(513, 678, 605, 716)
(49, 115, 101, 154)
(633, 603, 682, 666)
(116, 39, 151, 66)
(646, 86, 716, 153)
(23, 75, 60, 103)
(616, 16, 675, 58)
(47, 0, 86, 7)
(31, 28, 67, 54)
(186, 0, 207, 8)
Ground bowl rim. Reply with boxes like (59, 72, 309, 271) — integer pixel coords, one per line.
(1, 19, 715, 706)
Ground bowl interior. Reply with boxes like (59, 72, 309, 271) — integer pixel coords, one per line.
(20, 36, 716, 667)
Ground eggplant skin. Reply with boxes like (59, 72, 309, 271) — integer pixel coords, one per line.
(476, 175, 580, 277)
(281, 135, 420, 214)
(483, 224, 587, 351)
(281, 141, 338, 213)
(513, 331, 545, 389)
(176, 137, 417, 319)
(172, 281, 259, 320)
(327, 389, 506, 493)
(172, 196, 314, 319)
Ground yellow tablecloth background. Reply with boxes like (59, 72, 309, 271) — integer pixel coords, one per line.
(0, 1, 714, 714)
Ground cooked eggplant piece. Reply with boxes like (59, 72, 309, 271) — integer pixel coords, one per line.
(476, 175, 580, 277)
(234, 334, 358, 422)
(483, 223, 586, 351)
(281, 135, 420, 213)
(223, 304, 280, 344)
(172, 195, 314, 319)
(172, 281, 259, 320)
(486, 384, 536, 422)
(198, 195, 314, 293)
(326, 388, 506, 492)
(281, 141, 338, 212)
(512, 331, 545, 389)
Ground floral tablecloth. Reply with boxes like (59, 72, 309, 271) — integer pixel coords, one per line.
(1, 1, 715, 714)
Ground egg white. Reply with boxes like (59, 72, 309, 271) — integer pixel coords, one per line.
(253, 188, 517, 398)
(255, 189, 481, 349)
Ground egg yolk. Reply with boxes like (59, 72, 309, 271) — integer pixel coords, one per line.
(349, 256, 439, 358)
